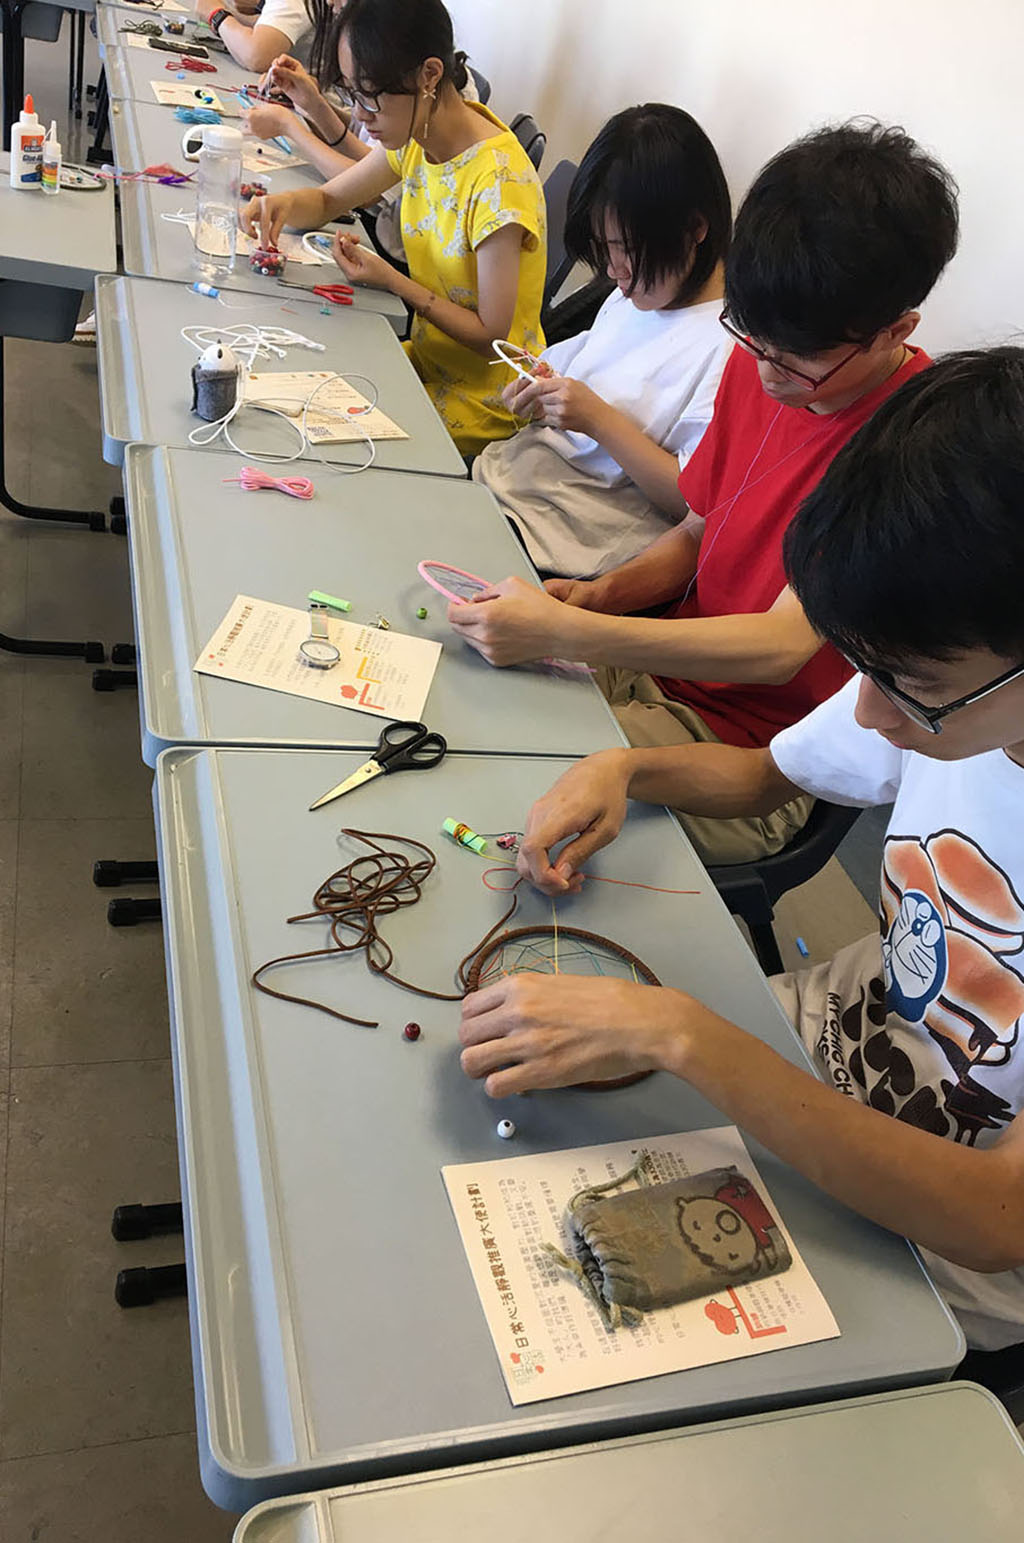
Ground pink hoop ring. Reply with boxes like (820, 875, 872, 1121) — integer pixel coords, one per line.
(417, 560, 493, 605)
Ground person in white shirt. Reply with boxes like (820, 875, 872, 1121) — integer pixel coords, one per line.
(196, 0, 324, 74)
(458, 348, 1024, 1363)
(474, 105, 732, 579)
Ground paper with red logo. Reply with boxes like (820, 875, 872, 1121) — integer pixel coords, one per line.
(194, 594, 441, 720)
(443, 1126, 838, 1405)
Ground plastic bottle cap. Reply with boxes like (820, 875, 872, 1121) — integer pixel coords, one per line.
(23, 94, 36, 118)
(201, 125, 243, 151)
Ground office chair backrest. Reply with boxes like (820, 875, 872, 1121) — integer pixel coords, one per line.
(542, 159, 579, 309)
(467, 66, 492, 104)
(510, 112, 547, 172)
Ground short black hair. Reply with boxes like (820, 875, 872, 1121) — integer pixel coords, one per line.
(785, 348, 1024, 673)
(330, 0, 469, 97)
(565, 104, 731, 305)
(726, 120, 959, 355)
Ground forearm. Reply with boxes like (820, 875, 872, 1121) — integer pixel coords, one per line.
(587, 402, 687, 518)
(277, 115, 357, 180)
(622, 742, 798, 818)
(586, 520, 701, 614)
(662, 1003, 1024, 1272)
(388, 272, 505, 357)
(551, 605, 819, 681)
(215, 19, 289, 73)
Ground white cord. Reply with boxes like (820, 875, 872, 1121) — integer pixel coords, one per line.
(181, 323, 377, 471)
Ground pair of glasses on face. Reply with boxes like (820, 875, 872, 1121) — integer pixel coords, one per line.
(719, 310, 867, 391)
(845, 652, 1024, 734)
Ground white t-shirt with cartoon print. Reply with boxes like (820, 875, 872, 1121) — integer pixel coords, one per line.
(769, 676, 1024, 1350)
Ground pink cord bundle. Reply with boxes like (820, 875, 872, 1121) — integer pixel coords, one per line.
(224, 467, 315, 500)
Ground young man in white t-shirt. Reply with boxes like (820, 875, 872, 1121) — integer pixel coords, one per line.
(459, 348, 1024, 1360)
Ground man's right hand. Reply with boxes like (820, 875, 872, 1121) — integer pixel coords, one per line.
(517, 749, 634, 894)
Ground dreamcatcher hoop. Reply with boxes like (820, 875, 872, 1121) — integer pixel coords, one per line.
(417, 559, 492, 604)
(459, 923, 659, 1091)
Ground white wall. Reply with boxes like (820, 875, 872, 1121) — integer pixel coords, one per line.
(447, 0, 1024, 351)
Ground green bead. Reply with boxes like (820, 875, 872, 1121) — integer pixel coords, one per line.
(416, 606, 428, 620)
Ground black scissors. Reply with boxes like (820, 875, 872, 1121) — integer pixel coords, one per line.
(309, 720, 447, 810)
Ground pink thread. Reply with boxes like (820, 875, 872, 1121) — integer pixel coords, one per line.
(223, 467, 315, 500)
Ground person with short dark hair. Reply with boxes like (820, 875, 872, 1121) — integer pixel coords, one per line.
(243, 0, 546, 455)
(448, 122, 959, 864)
(460, 347, 1024, 1355)
(473, 105, 733, 580)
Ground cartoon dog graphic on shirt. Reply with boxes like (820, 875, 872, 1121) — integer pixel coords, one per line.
(860, 829, 1024, 1142)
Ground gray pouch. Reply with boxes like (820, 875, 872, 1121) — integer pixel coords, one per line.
(546, 1160, 791, 1328)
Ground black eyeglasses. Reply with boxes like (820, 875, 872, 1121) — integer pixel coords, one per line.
(719, 310, 866, 391)
(345, 85, 383, 113)
(846, 652, 1024, 734)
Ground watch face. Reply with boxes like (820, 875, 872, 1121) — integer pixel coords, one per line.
(298, 637, 340, 668)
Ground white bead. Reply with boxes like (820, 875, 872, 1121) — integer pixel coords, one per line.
(496, 1119, 516, 1139)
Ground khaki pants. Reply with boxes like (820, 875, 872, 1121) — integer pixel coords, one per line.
(597, 666, 814, 867)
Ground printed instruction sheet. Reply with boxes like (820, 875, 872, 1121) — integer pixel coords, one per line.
(245, 372, 409, 442)
(443, 1126, 839, 1406)
(195, 595, 441, 720)
(151, 81, 243, 116)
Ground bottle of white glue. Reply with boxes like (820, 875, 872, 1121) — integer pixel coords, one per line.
(9, 95, 44, 189)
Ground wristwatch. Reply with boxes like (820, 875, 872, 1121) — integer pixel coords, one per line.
(208, 8, 231, 34)
(298, 602, 340, 670)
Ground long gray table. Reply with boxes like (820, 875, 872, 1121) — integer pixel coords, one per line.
(233, 1383, 1023, 1543)
(95, 275, 464, 475)
(0, 148, 116, 295)
(105, 95, 407, 326)
(156, 746, 962, 1510)
(124, 443, 623, 762)
(102, 28, 260, 104)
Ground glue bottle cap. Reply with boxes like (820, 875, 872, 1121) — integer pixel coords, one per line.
(20, 95, 38, 124)
(45, 121, 60, 153)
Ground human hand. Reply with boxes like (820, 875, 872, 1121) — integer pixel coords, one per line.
(516, 750, 633, 894)
(264, 54, 319, 114)
(509, 374, 604, 435)
(240, 190, 295, 247)
(242, 102, 293, 140)
(445, 575, 571, 667)
(501, 360, 555, 412)
(332, 231, 394, 290)
(460, 974, 686, 1096)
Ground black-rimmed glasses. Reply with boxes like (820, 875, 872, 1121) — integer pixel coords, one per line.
(846, 653, 1024, 734)
(719, 310, 866, 391)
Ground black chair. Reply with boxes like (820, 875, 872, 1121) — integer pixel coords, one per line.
(707, 800, 864, 974)
(468, 65, 491, 104)
(541, 158, 578, 310)
(510, 112, 546, 172)
(542, 272, 614, 343)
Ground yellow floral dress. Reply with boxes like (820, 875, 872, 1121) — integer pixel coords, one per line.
(386, 103, 546, 456)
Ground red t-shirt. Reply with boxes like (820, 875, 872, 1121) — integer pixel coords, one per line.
(657, 345, 932, 748)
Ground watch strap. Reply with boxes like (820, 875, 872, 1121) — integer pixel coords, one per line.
(208, 8, 231, 33)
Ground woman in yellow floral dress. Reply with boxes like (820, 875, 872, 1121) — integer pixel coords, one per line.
(244, 0, 547, 455)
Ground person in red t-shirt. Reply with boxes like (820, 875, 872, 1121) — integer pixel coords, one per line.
(448, 122, 960, 864)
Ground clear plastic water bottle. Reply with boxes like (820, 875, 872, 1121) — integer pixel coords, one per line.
(193, 124, 243, 280)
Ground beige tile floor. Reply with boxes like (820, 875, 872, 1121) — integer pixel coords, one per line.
(0, 30, 883, 1536)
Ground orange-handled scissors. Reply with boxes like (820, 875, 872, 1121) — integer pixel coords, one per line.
(309, 721, 447, 811)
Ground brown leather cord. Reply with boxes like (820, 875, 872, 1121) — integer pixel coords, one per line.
(252, 828, 465, 1026)
(252, 830, 660, 1076)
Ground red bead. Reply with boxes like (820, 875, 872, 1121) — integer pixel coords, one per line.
(403, 1022, 421, 1041)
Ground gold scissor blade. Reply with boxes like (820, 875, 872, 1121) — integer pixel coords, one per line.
(308, 758, 383, 810)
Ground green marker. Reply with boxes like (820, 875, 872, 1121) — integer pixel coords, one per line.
(308, 589, 352, 613)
